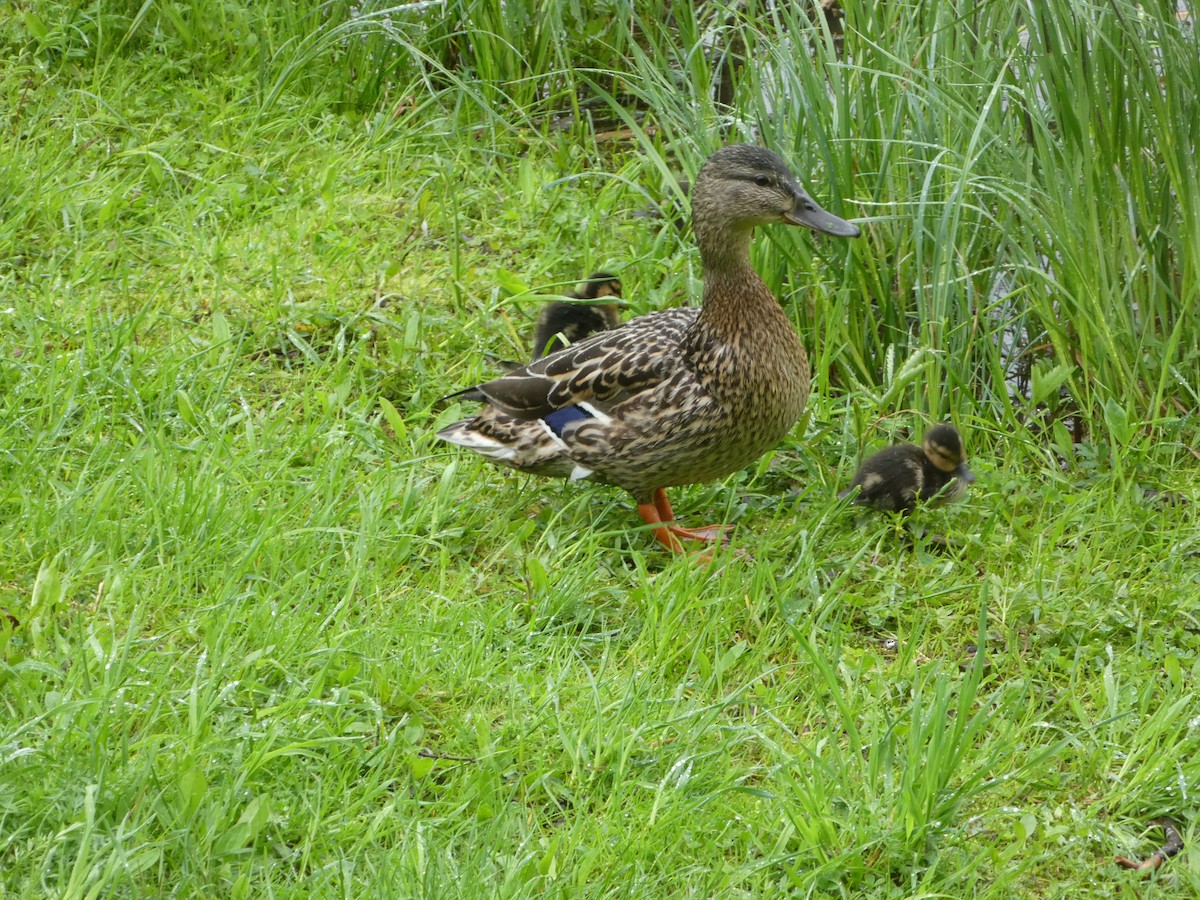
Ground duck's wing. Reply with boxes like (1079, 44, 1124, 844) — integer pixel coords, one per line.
(456, 308, 698, 420)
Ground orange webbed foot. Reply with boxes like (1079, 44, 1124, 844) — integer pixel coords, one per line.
(667, 524, 733, 544)
(652, 489, 734, 546)
(637, 490, 747, 564)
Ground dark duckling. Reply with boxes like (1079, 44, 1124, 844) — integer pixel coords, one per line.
(841, 424, 975, 513)
(438, 144, 860, 555)
(531, 272, 624, 359)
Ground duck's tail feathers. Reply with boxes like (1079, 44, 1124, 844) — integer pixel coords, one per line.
(436, 420, 518, 462)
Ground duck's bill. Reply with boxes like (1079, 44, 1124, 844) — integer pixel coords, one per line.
(783, 203, 861, 238)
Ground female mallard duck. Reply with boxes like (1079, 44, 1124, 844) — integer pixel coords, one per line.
(438, 144, 860, 554)
(840, 424, 975, 513)
(532, 272, 624, 359)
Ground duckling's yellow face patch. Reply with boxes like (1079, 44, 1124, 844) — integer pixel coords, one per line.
(860, 472, 886, 493)
(592, 280, 622, 300)
(924, 436, 968, 473)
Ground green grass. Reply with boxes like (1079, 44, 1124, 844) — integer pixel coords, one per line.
(2, 1, 1199, 896)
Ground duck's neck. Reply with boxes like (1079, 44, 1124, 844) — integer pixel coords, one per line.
(696, 227, 784, 338)
(696, 221, 754, 272)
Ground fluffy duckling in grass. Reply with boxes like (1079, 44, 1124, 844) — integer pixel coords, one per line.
(531, 272, 624, 359)
(841, 424, 975, 513)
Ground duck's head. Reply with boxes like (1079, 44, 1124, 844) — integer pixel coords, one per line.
(923, 424, 976, 486)
(691, 144, 860, 243)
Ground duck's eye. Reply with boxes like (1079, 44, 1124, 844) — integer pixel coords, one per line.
(754, 175, 771, 187)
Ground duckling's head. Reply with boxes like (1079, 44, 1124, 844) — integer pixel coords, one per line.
(575, 272, 623, 302)
(923, 424, 976, 486)
(569, 272, 623, 333)
(691, 145, 860, 253)
(532, 273, 626, 357)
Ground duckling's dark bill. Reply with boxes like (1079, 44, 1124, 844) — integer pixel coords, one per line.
(783, 203, 860, 237)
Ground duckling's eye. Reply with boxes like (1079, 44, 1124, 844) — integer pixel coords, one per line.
(753, 175, 771, 187)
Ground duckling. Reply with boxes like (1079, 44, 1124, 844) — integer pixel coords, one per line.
(531, 272, 623, 359)
(840, 424, 975, 513)
(491, 273, 624, 373)
(438, 144, 859, 555)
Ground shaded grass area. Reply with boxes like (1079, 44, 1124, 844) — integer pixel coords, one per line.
(3, 2, 1200, 896)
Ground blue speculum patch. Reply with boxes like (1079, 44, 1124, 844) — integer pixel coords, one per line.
(542, 405, 591, 437)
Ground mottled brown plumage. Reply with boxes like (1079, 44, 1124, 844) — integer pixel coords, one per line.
(841, 424, 975, 513)
(438, 144, 859, 553)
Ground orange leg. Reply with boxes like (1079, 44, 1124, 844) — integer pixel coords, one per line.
(652, 488, 732, 544)
(636, 499, 687, 553)
(636, 494, 748, 565)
